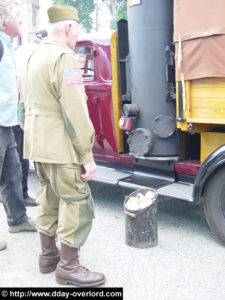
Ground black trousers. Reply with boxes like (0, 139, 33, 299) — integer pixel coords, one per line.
(12, 125, 29, 196)
(0, 126, 27, 226)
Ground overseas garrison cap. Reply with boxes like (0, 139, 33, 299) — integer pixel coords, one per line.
(47, 5, 79, 23)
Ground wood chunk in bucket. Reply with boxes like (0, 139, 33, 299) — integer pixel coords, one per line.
(126, 190, 156, 210)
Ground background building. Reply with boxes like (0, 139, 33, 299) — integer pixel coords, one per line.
(17, 0, 52, 45)
(16, 0, 113, 45)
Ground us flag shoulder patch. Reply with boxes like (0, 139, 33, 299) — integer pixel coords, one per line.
(64, 68, 83, 86)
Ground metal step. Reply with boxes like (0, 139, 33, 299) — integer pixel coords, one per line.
(93, 166, 194, 202)
(93, 166, 172, 189)
(93, 166, 131, 185)
(118, 173, 172, 190)
(157, 182, 193, 202)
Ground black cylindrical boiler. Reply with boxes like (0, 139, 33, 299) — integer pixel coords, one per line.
(127, 0, 178, 157)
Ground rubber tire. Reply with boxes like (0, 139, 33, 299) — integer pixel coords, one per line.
(204, 166, 225, 244)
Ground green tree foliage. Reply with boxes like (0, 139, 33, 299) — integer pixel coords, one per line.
(53, 0, 95, 32)
(103, 0, 127, 30)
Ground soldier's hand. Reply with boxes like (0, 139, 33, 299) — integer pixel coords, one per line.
(81, 160, 96, 181)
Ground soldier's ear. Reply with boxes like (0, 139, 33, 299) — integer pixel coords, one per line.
(64, 23, 70, 36)
(65, 23, 74, 36)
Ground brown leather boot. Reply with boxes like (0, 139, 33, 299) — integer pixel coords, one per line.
(39, 232, 60, 274)
(55, 243, 105, 287)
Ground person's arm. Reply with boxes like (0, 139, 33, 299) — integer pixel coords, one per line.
(54, 52, 96, 178)
(0, 39, 4, 62)
(19, 102, 25, 130)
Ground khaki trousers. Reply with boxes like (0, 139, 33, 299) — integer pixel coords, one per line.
(35, 162, 95, 247)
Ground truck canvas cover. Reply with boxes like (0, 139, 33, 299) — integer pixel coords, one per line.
(174, 0, 225, 80)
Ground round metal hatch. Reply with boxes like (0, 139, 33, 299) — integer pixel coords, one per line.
(127, 128, 153, 156)
(152, 114, 176, 138)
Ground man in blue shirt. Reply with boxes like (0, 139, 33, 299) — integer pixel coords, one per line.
(0, 0, 36, 251)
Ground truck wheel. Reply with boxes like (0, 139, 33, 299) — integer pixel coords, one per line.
(204, 166, 225, 244)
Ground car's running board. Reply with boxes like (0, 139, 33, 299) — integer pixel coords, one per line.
(93, 166, 172, 188)
(93, 166, 131, 185)
(157, 182, 194, 202)
(92, 166, 194, 202)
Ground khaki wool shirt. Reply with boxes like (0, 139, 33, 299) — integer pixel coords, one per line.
(18, 38, 95, 165)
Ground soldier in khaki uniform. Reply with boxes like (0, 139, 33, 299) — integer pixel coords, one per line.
(18, 5, 105, 287)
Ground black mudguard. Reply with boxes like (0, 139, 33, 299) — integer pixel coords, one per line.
(193, 145, 225, 205)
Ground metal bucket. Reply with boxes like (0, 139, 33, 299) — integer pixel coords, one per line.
(124, 188, 158, 248)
